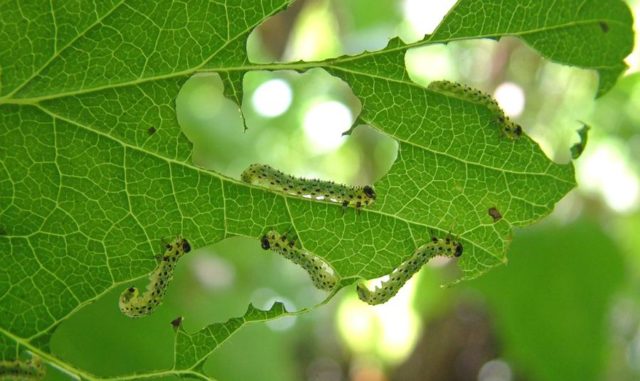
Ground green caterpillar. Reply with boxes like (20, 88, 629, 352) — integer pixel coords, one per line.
(119, 237, 191, 318)
(0, 356, 45, 381)
(241, 164, 376, 209)
(356, 235, 463, 305)
(428, 80, 522, 140)
(260, 230, 337, 291)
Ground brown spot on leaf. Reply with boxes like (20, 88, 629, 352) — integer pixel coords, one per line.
(488, 207, 502, 222)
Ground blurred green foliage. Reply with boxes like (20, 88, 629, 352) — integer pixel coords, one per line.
(472, 221, 626, 381)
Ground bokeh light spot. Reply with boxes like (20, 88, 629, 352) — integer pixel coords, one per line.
(494, 82, 525, 117)
(251, 79, 293, 117)
(578, 142, 639, 213)
(303, 101, 353, 152)
(191, 255, 235, 290)
(337, 279, 421, 364)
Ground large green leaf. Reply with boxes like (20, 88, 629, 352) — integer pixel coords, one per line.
(0, 0, 633, 379)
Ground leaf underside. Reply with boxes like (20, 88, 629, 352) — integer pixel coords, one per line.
(0, 0, 633, 379)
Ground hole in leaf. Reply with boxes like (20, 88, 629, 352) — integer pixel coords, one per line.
(176, 69, 398, 186)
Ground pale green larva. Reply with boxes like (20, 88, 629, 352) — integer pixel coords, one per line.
(0, 355, 45, 381)
(356, 236, 463, 305)
(241, 164, 376, 209)
(119, 237, 191, 318)
(260, 230, 337, 291)
(428, 80, 522, 140)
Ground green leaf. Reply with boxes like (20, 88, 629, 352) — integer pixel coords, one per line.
(0, 0, 633, 379)
(173, 302, 290, 370)
(430, 0, 634, 95)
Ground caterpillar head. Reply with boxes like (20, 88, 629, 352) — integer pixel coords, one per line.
(443, 236, 464, 258)
(454, 242, 463, 257)
(162, 237, 191, 262)
(164, 237, 191, 254)
(351, 185, 376, 208)
(261, 230, 282, 250)
(180, 238, 191, 253)
(363, 186, 376, 200)
(502, 118, 523, 140)
(260, 235, 271, 250)
(513, 124, 523, 137)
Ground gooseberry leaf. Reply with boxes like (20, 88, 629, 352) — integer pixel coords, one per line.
(0, 0, 633, 379)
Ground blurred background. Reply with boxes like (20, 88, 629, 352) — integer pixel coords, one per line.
(49, 0, 640, 380)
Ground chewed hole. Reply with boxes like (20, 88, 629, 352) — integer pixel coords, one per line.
(176, 73, 245, 173)
(176, 69, 398, 186)
(303, 100, 353, 153)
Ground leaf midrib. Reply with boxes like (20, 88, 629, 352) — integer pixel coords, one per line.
(22, 64, 569, 182)
(1, 13, 624, 105)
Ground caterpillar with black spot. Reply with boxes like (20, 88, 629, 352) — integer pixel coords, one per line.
(119, 237, 191, 318)
(0, 355, 45, 381)
(241, 164, 376, 209)
(356, 235, 463, 305)
(428, 80, 522, 140)
(260, 230, 337, 291)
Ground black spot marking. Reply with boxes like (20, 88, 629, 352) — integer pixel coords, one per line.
(260, 236, 271, 250)
(599, 21, 609, 32)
